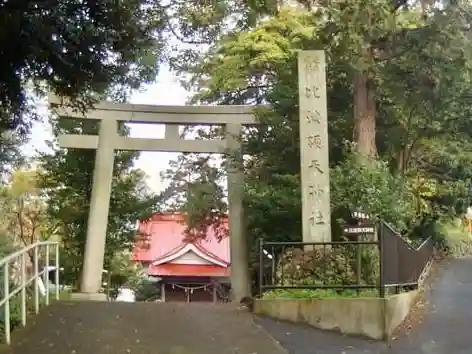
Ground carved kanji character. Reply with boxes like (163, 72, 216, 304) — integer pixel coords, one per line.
(308, 159, 323, 174)
(305, 85, 320, 99)
(309, 210, 325, 225)
(307, 134, 322, 149)
(305, 110, 321, 124)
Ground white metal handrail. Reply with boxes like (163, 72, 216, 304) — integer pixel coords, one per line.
(0, 241, 60, 344)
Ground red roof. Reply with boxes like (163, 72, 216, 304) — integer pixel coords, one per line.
(132, 213, 230, 277)
(151, 242, 229, 267)
(148, 264, 231, 277)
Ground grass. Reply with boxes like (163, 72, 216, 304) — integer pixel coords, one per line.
(57, 291, 72, 301)
(262, 288, 380, 299)
(439, 219, 472, 257)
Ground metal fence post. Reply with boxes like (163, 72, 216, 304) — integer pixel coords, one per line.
(34, 246, 39, 314)
(259, 238, 264, 298)
(0, 241, 62, 346)
(55, 243, 60, 300)
(356, 235, 362, 296)
(4, 265, 10, 344)
(378, 222, 385, 298)
(20, 253, 26, 327)
(45, 244, 50, 306)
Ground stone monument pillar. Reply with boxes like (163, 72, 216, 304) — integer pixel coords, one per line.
(298, 51, 331, 243)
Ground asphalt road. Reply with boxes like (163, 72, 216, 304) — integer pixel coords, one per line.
(257, 257, 472, 354)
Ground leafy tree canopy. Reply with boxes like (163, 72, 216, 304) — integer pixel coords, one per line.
(0, 0, 165, 127)
(159, 0, 472, 254)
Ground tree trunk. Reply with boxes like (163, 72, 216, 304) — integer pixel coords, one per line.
(353, 70, 377, 159)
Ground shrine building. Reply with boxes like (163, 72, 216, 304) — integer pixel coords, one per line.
(132, 213, 231, 302)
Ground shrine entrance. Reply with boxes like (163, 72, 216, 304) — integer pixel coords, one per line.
(48, 50, 330, 303)
(162, 279, 229, 303)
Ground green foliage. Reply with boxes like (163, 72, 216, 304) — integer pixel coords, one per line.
(160, 0, 472, 242)
(108, 280, 159, 302)
(159, 153, 228, 241)
(274, 243, 380, 288)
(2, 291, 42, 336)
(0, 234, 19, 308)
(409, 138, 472, 218)
(434, 220, 472, 257)
(262, 288, 378, 299)
(142, 1, 472, 303)
(0, 169, 58, 252)
(108, 251, 144, 289)
(0, 232, 18, 258)
(0, 0, 165, 168)
(134, 280, 160, 302)
(331, 148, 415, 232)
(276, 247, 354, 285)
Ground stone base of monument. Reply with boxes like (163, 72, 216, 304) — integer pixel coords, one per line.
(70, 292, 108, 301)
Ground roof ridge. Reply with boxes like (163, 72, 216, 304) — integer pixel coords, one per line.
(194, 242, 229, 266)
(152, 241, 228, 267)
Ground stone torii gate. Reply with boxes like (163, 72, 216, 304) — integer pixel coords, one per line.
(48, 50, 330, 302)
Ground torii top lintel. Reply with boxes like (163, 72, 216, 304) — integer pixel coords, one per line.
(48, 93, 265, 126)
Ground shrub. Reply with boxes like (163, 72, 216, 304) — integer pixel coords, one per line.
(274, 243, 380, 288)
(331, 148, 415, 232)
(262, 288, 378, 299)
(134, 279, 159, 302)
(276, 247, 355, 285)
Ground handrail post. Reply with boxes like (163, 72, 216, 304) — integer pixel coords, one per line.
(0, 241, 62, 346)
(34, 246, 39, 314)
(55, 243, 60, 300)
(258, 238, 263, 298)
(20, 253, 26, 327)
(45, 244, 50, 306)
(4, 265, 10, 344)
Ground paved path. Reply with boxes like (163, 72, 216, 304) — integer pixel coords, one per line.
(257, 257, 472, 354)
(3, 258, 472, 354)
(3, 302, 286, 354)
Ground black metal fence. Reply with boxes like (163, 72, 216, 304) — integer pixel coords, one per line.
(380, 222, 435, 290)
(258, 221, 435, 298)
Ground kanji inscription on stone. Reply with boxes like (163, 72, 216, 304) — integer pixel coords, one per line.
(308, 159, 323, 173)
(308, 184, 324, 199)
(298, 51, 331, 243)
(302, 56, 319, 72)
(310, 210, 326, 225)
(307, 134, 322, 149)
(305, 86, 320, 99)
(305, 110, 321, 124)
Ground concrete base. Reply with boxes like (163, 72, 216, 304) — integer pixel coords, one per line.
(70, 292, 108, 302)
(254, 291, 419, 341)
